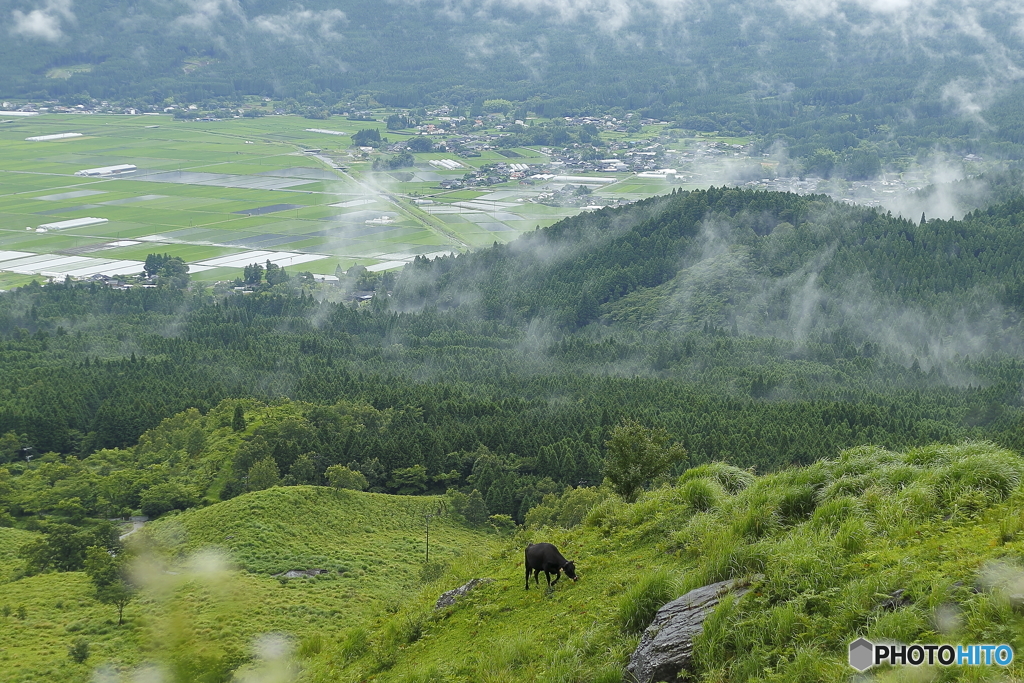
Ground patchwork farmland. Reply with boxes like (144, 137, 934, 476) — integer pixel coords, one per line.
(0, 114, 676, 288)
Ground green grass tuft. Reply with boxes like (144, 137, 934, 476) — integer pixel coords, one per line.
(617, 568, 676, 634)
(678, 462, 755, 494)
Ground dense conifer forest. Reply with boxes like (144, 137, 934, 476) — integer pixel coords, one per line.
(2, 187, 1024, 528)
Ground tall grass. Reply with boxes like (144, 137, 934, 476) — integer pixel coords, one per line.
(307, 442, 1024, 683)
(677, 462, 755, 494)
(617, 568, 676, 634)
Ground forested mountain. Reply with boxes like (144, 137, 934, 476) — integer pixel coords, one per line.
(4, 0, 1024, 160)
(2, 188, 1024, 525)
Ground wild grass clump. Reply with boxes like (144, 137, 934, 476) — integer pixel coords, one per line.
(832, 445, 901, 477)
(673, 511, 724, 560)
(776, 484, 817, 524)
(298, 633, 324, 658)
(491, 633, 534, 672)
(691, 593, 741, 673)
(678, 529, 746, 592)
(762, 529, 842, 599)
(338, 626, 369, 662)
(809, 496, 862, 531)
(419, 560, 448, 584)
(678, 477, 725, 513)
(936, 449, 1024, 512)
(583, 496, 623, 528)
(817, 474, 871, 501)
(678, 462, 755, 494)
(834, 517, 870, 555)
(867, 607, 929, 644)
(998, 513, 1024, 544)
(397, 666, 446, 683)
(731, 497, 780, 540)
(617, 568, 676, 634)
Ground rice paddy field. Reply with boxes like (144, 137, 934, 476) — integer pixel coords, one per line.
(0, 114, 678, 288)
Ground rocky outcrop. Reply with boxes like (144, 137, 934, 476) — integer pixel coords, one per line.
(626, 576, 760, 683)
(272, 569, 329, 578)
(434, 578, 494, 610)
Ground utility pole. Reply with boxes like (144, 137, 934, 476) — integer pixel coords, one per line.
(423, 500, 448, 563)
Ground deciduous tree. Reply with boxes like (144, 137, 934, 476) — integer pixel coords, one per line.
(604, 420, 687, 503)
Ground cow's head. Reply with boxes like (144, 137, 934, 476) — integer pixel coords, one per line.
(563, 560, 578, 581)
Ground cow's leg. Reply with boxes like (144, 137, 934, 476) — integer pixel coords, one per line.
(525, 563, 530, 590)
(550, 570, 561, 586)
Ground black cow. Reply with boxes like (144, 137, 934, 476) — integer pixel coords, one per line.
(525, 542, 577, 590)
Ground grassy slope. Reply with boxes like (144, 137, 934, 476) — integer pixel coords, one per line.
(144, 485, 491, 578)
(0, 486, 495, 683)
(0, 526, 34, 582)
(312, 442, 1024, 683)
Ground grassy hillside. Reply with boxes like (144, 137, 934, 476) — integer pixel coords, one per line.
(0, 486, 496, 683)
(311, 441, 1024, 682)
(0, 526, 33, 581)
(142, 485, 492, 578)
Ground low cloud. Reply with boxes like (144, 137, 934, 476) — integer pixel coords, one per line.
(10, 0, 74, 41)
(252, 7, 348, 41)
(172, 0, 243, 31)
(394, 0, 703, 34)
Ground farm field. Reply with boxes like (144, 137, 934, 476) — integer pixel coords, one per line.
(0, 114, 679, 284)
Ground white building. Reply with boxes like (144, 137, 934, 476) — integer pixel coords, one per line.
(74, 164, 137, 177)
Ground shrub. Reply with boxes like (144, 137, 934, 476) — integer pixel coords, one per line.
(488, 514, 516, 534)
(325, 465, 368, 491)
(419, 560, 447, 584)
(618, 569, 675, 634)
(525, 486, 612, 529)
(604, 420, 687, 503)
(68, 638, 89, 664)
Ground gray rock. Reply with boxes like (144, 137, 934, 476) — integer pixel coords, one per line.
(434, 578, 494, 610)
(272, 569, 329, 579)
(626, 575, 760, 683)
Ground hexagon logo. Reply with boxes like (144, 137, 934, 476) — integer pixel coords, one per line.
(849, 638, 875, 671)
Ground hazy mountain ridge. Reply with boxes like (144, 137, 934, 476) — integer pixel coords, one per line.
(4, 0, 1024, 160)
(396, 186, 1024, 368)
